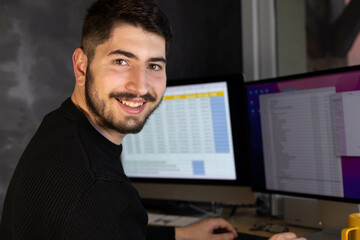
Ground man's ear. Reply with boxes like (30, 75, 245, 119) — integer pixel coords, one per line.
(72, 48, 88, 86)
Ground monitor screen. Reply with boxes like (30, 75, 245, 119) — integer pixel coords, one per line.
(121, 74, 254, 204)
(246, 65, 360, 203)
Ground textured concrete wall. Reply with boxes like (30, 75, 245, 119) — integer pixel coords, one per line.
(0, 0, 89, 214)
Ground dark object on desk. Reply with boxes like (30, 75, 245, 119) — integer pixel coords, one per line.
(213, 229, 268, 240)
(250, 222, 289, 234)
(235, 232, 269, 240)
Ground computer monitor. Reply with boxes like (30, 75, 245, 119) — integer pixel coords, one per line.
(246, 66, 360, 240)
(121, 74, 254, 206)
(245, 65, 360, 237)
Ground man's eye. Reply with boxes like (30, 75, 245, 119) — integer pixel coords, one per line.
(114, 59, 127, 65)
(149, 64, 161, 71)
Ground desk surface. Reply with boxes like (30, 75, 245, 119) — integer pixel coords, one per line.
(221, 207, 319, 238)
(147, 205, 320, 238)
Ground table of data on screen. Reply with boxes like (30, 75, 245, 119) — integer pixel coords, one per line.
(122, 82, 236, 180)
(260, 87, 344, 197)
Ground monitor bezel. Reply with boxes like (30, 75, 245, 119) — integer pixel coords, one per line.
(126, 74, 252, 187)
(245, 65, 360, 203)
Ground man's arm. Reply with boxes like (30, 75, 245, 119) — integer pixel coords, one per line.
(174, 218, 307, 240)
(175, 218, 237, 240)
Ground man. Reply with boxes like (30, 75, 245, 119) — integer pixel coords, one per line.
(0, 0, 306, 239)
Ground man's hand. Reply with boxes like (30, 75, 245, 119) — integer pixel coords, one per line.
(269, 232, 307, 240)
(174, 218, 307, 240)
(175, 218, 238, 240)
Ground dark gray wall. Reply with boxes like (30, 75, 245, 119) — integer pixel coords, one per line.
(0, 0, 88, 214)
(0, 0, 242, 213)
(156, 0, 242, 79)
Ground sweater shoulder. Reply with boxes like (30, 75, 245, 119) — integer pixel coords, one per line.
(2, 106, 96, 238)
(64, 180, 148, 240)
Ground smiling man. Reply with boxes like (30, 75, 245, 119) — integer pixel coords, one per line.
(0, 0, 238, 239)
(0, 0, 305, 240)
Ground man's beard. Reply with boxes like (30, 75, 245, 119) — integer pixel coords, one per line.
(84, 67, 162, 134)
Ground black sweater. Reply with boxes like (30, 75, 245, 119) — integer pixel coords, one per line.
(0, 98, 174, 239)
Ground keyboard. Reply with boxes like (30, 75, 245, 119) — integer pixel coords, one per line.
(235, 232, 269, 240)
(148, 212, 204, 227)
(300, 231, 339, 240)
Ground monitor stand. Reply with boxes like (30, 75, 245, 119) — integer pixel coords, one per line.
(142, 198, 223, 217)
(301, 200, 359, 240)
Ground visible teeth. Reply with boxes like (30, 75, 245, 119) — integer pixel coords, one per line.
(121, 100, 143, 107)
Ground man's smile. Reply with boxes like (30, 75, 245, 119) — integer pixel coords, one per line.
(118, 99, 144, 108)
(115, 98, 147, 114)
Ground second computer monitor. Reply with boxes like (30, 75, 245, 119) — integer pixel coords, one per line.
(246, 65, 360, 203)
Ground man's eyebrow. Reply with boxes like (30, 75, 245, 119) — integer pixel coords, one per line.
(108, 49, 138, 59)
(108, 49, 166, 64)
(149, 57, 167, 64)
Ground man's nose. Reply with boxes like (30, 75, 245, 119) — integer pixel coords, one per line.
(125, 66, 149, 96)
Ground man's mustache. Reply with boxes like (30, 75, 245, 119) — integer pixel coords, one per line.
(109, 92, 157, 102)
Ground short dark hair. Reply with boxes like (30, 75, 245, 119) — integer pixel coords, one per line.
(81, 0, 172, 62)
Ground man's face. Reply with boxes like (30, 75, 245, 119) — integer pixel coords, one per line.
(84, 24, 167, 134)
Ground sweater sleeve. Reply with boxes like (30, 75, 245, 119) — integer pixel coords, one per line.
(147, 226, 175, 240)
(63, 181, 148, 240)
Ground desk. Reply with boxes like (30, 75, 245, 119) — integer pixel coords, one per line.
(147, 204, 320, 238)
(221, 207, 319, 238)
